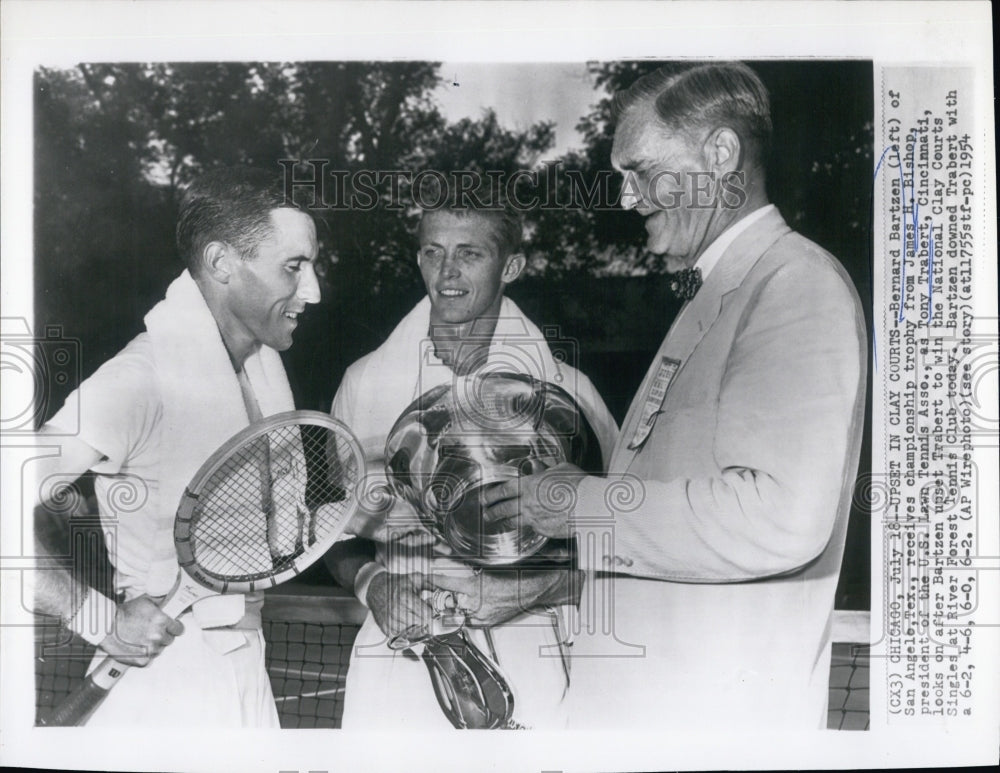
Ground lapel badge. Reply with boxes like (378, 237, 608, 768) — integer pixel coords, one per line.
(627, 356, 681, 451)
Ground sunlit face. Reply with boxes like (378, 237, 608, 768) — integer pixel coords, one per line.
(417, 211, 524, 326)
(224, 207, 320, 353)
(612, 102, 715, 271)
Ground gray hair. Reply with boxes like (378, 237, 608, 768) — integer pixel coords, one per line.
(613, 62, 772, 166)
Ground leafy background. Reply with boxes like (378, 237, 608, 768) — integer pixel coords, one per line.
(34, 60, 873, 607)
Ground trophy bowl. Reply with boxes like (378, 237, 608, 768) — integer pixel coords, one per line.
(384, 371, 602, 565)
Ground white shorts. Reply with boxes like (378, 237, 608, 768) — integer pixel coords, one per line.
(84, 613, 279, 729)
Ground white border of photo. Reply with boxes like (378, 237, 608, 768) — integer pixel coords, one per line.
(1, 2, 996, 771)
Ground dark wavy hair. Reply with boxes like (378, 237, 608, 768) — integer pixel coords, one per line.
(176, 166, 295, 274)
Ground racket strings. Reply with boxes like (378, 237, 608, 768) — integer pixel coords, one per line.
(189, 425, 360, 581)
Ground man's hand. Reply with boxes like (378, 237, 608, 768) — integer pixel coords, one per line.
(97, 596, 185, 667)
(430, 568, 583, 628)
(366, 571, 436, 642)
(482, 463, 587, 538)
(346, 482, 436, 549)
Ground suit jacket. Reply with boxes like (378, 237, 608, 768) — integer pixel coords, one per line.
(569, 208, 867, 729)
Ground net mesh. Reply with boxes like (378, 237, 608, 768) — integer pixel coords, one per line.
(187, 422, 360, 582)
(827, 642, 870, 731)
(265, 615, 357, 728)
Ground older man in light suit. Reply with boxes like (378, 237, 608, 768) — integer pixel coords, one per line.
(485, 62, 867, 729)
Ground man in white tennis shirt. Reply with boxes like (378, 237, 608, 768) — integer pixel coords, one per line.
(31, 167, 320, 726)
(325, 189, 618, 728)
(485, 62, 867, 729)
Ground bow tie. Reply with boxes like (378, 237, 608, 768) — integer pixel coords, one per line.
(668, 267, 703, 301)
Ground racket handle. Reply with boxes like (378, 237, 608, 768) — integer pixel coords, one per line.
(38, 656, 131, 727)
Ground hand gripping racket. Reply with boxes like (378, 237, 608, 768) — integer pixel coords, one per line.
(40, 410, 365, 726)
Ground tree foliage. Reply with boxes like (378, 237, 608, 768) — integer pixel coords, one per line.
(34, 59, 872, 409)
(33, 61, 558, 407)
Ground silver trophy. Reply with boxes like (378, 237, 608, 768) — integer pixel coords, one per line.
(384, 371, 602, 565)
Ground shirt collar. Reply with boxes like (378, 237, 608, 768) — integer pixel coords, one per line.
(693, 204, 775, 281)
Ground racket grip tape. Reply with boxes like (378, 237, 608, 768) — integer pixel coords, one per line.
(38, 656, 132, 727)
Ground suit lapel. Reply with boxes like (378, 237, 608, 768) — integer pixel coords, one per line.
(610, 209, 792, 473)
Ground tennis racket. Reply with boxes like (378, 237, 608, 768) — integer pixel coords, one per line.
(40, 410, 365, 726)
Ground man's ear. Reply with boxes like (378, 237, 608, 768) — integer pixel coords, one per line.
(704, 127, 742, 174)
(202, 241, 232, 283)
(501, 252, 526, 284)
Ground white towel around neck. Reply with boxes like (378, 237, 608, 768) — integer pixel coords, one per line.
(143, 270, 295, 602)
